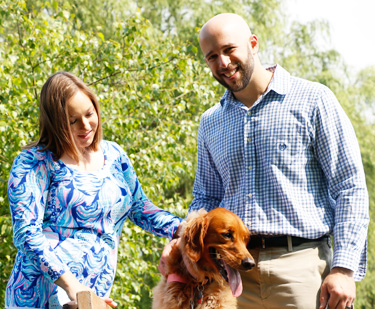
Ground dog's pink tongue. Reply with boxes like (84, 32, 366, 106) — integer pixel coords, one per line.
(224, 262, 243, 297)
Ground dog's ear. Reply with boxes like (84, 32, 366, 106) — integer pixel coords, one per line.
(183, 214, 208, 262)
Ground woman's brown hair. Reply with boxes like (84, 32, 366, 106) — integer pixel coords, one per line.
(26, 72, 102, 162)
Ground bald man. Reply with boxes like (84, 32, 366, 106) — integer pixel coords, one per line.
(187, 13, 369, 309)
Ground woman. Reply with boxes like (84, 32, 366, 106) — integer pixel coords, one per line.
(5, 72, 182, 308)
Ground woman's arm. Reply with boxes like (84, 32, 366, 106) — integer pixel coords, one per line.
(114, 143, 182, 240)
(8, 149, 68, 282)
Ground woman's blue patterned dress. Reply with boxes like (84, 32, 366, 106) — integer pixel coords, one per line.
(5, 140, 182, 308)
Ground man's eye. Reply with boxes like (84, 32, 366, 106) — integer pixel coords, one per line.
(224, 47, 234, 54)
(222, 232, 232, 239)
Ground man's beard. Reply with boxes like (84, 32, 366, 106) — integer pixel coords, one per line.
(213, 53, 254, 93)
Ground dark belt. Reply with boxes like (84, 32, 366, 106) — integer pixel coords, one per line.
(247, 235, 328, 249)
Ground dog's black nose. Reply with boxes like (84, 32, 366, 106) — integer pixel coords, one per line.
(242, 257, 255, 270)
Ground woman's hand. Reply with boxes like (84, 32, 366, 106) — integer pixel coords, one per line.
(102, 297, 117, 307)
(158, 238, 180, 277)
(54, 271, 92, 301)
(56, 271, 117, 307)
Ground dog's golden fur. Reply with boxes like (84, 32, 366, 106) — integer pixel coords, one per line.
(153, 208, 255, 309)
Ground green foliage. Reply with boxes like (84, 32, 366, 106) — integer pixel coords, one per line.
(0, 0, 214, 307)
(347, 66, 375, 309)
(135, 0, 286, 63)
(0, 0, 374, 308)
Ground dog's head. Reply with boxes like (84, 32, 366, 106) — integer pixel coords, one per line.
(180, 207, 255, 297)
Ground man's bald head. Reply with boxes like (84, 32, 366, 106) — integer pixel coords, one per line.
(199, 13, 252, 49)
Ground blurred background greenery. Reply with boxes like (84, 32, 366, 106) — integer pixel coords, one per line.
(0, 0, 374, 307)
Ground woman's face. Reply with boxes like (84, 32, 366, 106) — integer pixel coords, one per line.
(66, 90, 98, 152)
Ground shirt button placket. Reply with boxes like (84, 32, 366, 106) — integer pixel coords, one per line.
(245, 109, 255, 214)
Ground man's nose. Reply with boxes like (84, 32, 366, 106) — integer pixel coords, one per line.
(218, 54, 231, 68)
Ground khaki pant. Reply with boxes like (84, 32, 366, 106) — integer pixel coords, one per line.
(238, 237, 332, 309)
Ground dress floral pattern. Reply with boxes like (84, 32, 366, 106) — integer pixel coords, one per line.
(5, 140, 181, 308)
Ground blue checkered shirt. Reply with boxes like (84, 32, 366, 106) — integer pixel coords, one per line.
(190, 65, 369, 281)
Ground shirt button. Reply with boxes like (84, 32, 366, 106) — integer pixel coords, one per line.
(247, 110, 252, 116)
(279, 143, 287, 151)
(247, 137, 252, 142)
(248, 193, 253, 198)
(248, 166, 252, 170)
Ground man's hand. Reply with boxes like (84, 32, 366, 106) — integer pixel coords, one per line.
(319, 267, 355, 309)
(158, 238, 180, 277)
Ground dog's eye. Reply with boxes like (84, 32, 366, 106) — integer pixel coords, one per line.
(222, 232, 232, 239)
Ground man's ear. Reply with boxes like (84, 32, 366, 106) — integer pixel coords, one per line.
(249, 34, 258, 53)
(183, 214, 208, 262)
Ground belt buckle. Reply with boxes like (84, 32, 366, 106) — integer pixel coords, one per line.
(262, 237, 265, 249)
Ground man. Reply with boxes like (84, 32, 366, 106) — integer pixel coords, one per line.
(186, 13, 369, 309)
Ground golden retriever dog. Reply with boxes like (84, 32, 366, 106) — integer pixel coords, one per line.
(153, 207, 255, 309)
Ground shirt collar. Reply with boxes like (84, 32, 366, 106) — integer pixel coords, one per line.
(220, 64, 291, 107)
(266, 64, 290, 96)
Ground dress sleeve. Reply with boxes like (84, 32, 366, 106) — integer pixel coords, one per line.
(313, 86, 369, 281)
(8, 149, 68, 283)
(117, 146, 182, 240)
(189, 115, 224, 213)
